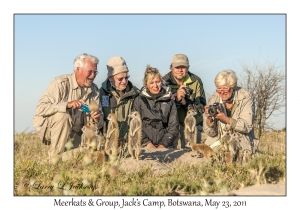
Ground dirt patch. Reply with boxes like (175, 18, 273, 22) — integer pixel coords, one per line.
(61, 147, 286, 196)
(119, 147, 207, 174)
(215, 182, 286, 196)
(118, 148, 286, 195)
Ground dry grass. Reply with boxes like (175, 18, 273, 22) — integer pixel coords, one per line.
(14, 130, 286, 196)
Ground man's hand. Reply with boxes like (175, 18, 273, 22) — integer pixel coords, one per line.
(90, 111, 101, 123)
(176, 85, 186, 102)
(147, 142, 157, 149)
(204, 105, 213, 125)
(67, 99, 84, 109)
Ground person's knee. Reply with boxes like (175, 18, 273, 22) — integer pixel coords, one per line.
(53, 112, 71, 122)
(45, 113, 72, 145)
(50, 112, 72, 127)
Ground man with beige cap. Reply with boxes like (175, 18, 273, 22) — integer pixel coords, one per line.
(33, 53, 104, 158)
(163, 54, 206, 149)
(99, 56, 140, 141)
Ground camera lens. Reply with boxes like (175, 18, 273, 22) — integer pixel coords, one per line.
(208, 106, 217, 117)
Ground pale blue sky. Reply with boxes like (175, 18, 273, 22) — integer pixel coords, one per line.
(14, 14, 286, 132)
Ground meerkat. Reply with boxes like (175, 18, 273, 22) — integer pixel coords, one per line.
(91, 150, 106, 163)
(232, 137, 251, 165)
(230, 135, 242, 162)
(87, 100, 99, 126)
(219, 124, 234, 164)
(105, 113, 119, 156)
(189, 142, 217, 160)
(220, 124, 232, 152)
(184, 109, 198, 146)
(223, 151, 233, 165)
(128, 111, 142, 160)
(220, 126, 252, 165)
(88, 100, 99, 112)
(81, 123, 106, 164)
(81, 122, 98, 151)
(230, 133, 254, 165)
(241, 149, 252, 164)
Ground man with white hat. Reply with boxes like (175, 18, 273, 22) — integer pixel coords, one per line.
(99, 56, 140, 141)
(162, 54, 206, 149)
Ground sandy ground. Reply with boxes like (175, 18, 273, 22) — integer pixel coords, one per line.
(227, 182, 286, 195)
(118, 147, 207, 174)
(119, 147, 286, 196)
(62, 147, 285, 196)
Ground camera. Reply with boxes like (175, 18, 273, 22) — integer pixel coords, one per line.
(208, 102, 226, 117)
(184, 87, 193, 97)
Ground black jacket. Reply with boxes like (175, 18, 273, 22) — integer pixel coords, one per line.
(132, 87, 179, 147)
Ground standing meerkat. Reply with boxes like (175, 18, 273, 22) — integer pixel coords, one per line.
(184, 109, 216, 160)
(220, 126, 251, 165)
(231, 134, 251, 164)
(105, 113, 119, 156)
(88, 100, 99, 112)
(184, 109, 198, 146)
(80, 122, 106, 163)
(128, 111, 142, 160)
(81, 122, 98, 151)
(241, 149, 252, 164)
(87, 100, 99, 126)
(221, 124, 232, 152)
(81, 100, 99, 144)
(223, 151, 233, 165)
(220, 125, 237, 164)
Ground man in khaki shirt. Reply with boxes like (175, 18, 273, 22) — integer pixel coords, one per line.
(33, 53, 103, 158)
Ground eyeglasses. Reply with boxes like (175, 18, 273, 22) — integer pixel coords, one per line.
(116, 75, 130, 82)
(216, 87, 231, 93)
(86, 70, 98, 75)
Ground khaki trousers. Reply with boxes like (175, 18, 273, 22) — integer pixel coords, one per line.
(44, 112, 81, 157)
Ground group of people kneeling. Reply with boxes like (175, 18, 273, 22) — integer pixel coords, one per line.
(33, 53, 258, 162)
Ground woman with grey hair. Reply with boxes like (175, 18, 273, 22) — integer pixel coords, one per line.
(203, 70, 257, 163)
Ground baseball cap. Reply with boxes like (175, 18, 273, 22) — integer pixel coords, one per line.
(171, 54, 189, 67)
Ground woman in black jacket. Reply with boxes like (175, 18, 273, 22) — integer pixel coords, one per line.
(132, 65, 179, 148)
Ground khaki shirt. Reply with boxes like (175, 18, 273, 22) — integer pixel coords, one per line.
(33, 73, 103, 140)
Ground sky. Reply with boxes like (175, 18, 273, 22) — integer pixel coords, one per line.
(14, 14, 286, 133)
